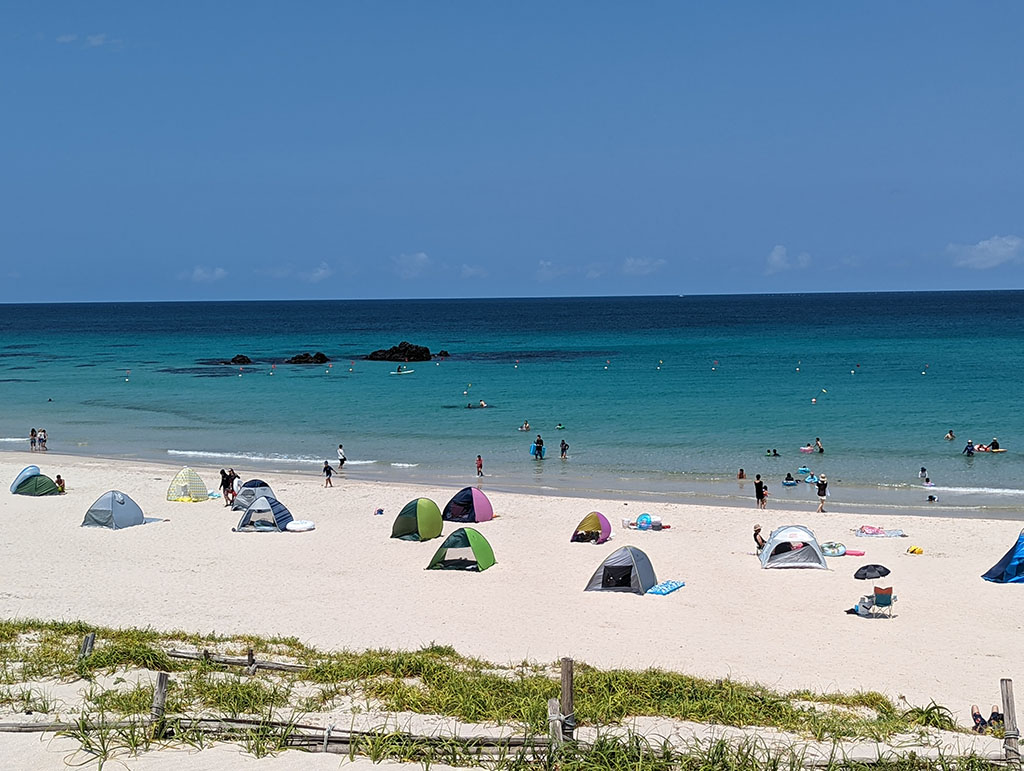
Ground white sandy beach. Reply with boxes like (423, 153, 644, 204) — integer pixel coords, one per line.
(1, 451, 1022, 762)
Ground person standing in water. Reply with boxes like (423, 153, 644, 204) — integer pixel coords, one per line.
(815, 437, 824, 454)
(337, 444, 346, 468)
(560, 439, 569, 459)
(476, 455, 483, 477)
(754, 474, 766, 509)
(534, 434, 544, 458)
(963, 439, 975, 456)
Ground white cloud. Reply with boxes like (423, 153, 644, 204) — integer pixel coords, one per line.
(460, 264, 486, 279)
(300, 261, 333, 282)
(584, 263, 606, 280)
(622, 257, 666, 276)
(85, 33, 108, 47)
(56, 34, 77, 44)
(535, 260, 571, 282)
(765, 245, 811, 274)
(392, 251, 431, 279)
(948, 235, 1024, 269)
(181, 266, 227, 283)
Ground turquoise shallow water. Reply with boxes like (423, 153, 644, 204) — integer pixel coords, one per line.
(1, 292, 1022, 517)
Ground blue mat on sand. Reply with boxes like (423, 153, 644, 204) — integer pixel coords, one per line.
(647, 580, 685, 595)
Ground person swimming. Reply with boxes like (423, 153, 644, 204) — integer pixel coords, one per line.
(945, 429, 955, 440)
(784, 472, 795, 482)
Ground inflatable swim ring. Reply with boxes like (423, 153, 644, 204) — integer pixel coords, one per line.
(800, 446, 814, 453)
(797, 466, 810, 474)
(286, 520, 315, 532)
(782, 480, 798, 486)
(821, 541, 846, 557)
(636, 513, 652, 530)
(805, 475, 818, 484)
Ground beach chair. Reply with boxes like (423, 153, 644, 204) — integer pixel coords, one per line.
(870, 586, 896, 618)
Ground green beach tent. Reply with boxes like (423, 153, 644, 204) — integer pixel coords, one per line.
(14, 474, 60, 496)
(391, 498, 443, 541)
(426, 527, 495, 571)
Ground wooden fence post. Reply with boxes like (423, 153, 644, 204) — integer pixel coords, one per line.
(1002, 678, 1020, 765)
(560, 657, 575, 741)
(78, 633, 95, 660)
(547, 698, 562, 747)
(150, 672, 169, 739)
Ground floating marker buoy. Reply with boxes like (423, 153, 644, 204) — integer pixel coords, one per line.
(796, 367, 800, 372)
(811, 397, 817, 403)
(851, 370, 855, 374)
(922, 371, 926, 375)
(821, 389, 827, 393)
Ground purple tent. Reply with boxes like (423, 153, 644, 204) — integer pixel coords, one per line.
(571, 511, 611, 544)
(442, 487, 494, 523)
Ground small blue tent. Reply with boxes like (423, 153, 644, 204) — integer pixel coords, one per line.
(982, 528, 1024, 584)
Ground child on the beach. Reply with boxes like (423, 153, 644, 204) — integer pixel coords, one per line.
(476, 455, 483, 477)
(322, 461, 333, 487)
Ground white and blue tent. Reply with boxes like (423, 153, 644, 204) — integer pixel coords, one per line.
(234, 496, 293, 532)
(232, 479, 275, 511)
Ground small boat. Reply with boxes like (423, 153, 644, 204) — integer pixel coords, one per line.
(389, 369, 415, 375)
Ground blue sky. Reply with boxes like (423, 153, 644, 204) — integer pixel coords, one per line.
(3, 2, 1023, 301)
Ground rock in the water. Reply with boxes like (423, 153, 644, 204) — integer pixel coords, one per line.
(286, 352, 331, 364)
(230, 354, 252, 365)
(437, 350, 450, 357)
(366, 341, 432, 362)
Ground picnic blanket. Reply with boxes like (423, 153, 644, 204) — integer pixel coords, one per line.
(855, 525, 907, 538)
(647, 580, 685, 595)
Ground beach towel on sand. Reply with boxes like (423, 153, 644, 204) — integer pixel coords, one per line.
(647, 580, 685, 595)
(855, 526, 907, 538)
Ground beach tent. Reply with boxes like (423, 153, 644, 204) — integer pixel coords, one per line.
(82, 490, 146, 530)
(234, 496, 294, 532)
(584, 546, 657, 594)
(166, 467, 208, 502)
(232, 479, 275, 511)
(759, 525, 828, 569)
(426, 527, 495, 571)
(571, 511, 611, 544)
(391, 498, 443, 541)
(13, 473, 60, 497)
(10, 465, 41, 494)
(442, 487, 493, 523)
(982, 528, 1024, 584)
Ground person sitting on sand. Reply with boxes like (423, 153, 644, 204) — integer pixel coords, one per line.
(753, 525, 766, 551)
(55, 474, 65, 493)
(945, 429, 956, 440)
(972, 705, 1004, 734)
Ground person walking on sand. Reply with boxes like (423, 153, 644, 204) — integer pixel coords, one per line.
(323, 461, 333, 487)
(754, 474, 766, 510)
(816, 474, 828, 512)
(219, 469, 232, 506)
(476, 455, 483, 477)
(337, 444, 346, 468)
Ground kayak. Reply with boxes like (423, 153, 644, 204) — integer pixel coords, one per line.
(389, 369, 415, 375)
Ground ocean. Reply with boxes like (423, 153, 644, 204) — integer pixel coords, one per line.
(2, 292, 1022, 518)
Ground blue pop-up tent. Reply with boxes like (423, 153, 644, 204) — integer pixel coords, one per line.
(982, 528, 1024, 584)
